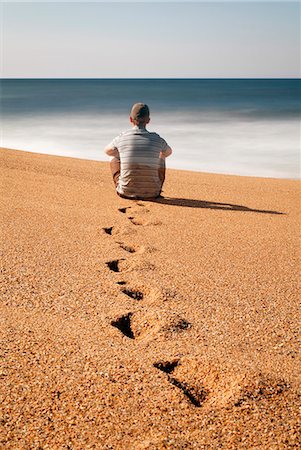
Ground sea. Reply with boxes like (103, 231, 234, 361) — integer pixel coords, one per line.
(1, 79, 300, 179)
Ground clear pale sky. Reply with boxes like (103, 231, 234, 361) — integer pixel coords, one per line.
(1, 1, 300, 78)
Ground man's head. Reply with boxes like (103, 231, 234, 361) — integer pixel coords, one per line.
(130, 103, 150, 126)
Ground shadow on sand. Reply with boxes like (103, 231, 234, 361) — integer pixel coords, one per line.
(148, 197, 284, 215)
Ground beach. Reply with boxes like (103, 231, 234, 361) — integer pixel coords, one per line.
(1, 147, 300, 449)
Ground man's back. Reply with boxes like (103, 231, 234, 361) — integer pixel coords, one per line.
(105, 103, 172, 199)
(111, 126, 169, 199)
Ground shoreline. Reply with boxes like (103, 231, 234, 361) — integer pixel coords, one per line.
(1, 146, 300, 181)
(1, 146, 300, 448)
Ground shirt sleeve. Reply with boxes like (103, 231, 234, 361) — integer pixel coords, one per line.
(108, 135, 120, 150)
(159, 137, 171, 154)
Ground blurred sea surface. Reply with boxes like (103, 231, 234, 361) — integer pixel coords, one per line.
(1, 78, 300, 178)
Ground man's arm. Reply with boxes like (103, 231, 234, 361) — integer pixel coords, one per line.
(104, 144, 120, 158)
(160, 146, 172, 159)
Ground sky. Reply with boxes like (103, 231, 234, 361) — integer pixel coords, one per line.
(1, 1, 300, 78)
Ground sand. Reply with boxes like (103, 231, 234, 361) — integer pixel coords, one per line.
(0, 147, 300, 449)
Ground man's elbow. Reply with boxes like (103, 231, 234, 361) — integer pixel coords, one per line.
(104, 146, 116, 157)
(165, 147, 172, 157)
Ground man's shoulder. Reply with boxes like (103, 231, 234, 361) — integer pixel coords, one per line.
(147, 131, 166, 140)
(115, 128, 166, 142)
(118, 128, 134, 136)
(112, 128, 134, 141)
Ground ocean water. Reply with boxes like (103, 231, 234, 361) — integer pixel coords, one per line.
(1, 79, 300, 178)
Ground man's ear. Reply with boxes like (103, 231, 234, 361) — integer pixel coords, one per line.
(130, 116, 134, 124)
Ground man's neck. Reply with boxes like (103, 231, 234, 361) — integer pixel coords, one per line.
(133, 124, 147, 130)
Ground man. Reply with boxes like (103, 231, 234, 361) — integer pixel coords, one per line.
(104, 103, 172, 199)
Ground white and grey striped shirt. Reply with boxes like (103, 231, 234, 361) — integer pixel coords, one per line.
(109, 126, 170, 198)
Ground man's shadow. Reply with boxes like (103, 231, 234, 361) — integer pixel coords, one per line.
(148, 196, 284, 215)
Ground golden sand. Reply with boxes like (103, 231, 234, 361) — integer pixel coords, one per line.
(1, 147, 300, 449)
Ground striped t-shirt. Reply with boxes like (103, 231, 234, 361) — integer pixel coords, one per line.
(109, 126, 170, 199)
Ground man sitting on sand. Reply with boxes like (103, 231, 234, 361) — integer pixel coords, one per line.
(104, 103, 172, 199)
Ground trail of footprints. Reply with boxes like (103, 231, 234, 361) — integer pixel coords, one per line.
(102, 202, 204, 408)
(102, 203, 290, 409)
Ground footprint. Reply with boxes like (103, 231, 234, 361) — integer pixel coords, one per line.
(102, 225, 138, 237)
(128, 206, 150, 216)
(128, 217, 162, 226)
(153, 359, 207, 407)
(153, 359, 180, 374)
(116, 258, 156, 274)
(128, 217, 145, 226)
(231, 374, 290, 407)
(131, 309, 191, 339)
(152, 357, 290, 409)
(111, 313, 134, 339)
(118, 207, 131, 214)
(107, 252, 155, 274)
(119, 243, 136, 254)
(111, 309, 190, 342)
(117, 243, 152, 256)
(106, 259, 125, 273)
(103, 227, 113, 235)
(168, 378, 207, 407)
(121, 288, 144, 301)
(114, 225, 138, 237)
(110, 312, 184, 342)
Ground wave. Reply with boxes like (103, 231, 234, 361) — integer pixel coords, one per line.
(2, 111, 300, 179)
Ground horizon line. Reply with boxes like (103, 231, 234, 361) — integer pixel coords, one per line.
(1, 77, 300, 80)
